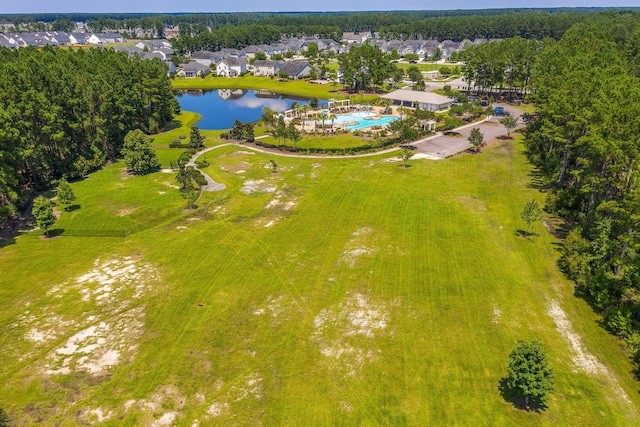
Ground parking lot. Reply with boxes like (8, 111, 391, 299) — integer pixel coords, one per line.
(413, 104, 524, 159)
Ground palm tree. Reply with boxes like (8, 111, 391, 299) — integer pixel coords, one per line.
(321, 112, 327, 135)
(330, 114, 337, 132)
(382, 98, 393, 114)
(291, 101, 299, 119)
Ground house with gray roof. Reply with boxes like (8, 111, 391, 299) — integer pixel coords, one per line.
(178, 62, 211, 78)
(253, 60, 280, 76)
(191, 50, 215, 66)
(278, 61, 312, 80)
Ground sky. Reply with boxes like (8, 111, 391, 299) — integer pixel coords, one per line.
(4, 1, 637, 14)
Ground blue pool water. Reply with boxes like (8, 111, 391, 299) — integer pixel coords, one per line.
(333, 112, 400, 130)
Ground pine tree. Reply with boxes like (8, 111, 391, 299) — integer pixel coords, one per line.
(189, 126, 205, 148)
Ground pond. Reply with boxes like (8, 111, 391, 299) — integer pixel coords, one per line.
(175, 89, 319, 130)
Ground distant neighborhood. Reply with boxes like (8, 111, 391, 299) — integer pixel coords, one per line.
(0, 24, 495, 81)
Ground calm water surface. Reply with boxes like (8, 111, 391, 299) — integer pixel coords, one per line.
(175, 89, 318, 130)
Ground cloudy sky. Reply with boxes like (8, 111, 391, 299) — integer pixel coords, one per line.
(4, 1, 636, 14)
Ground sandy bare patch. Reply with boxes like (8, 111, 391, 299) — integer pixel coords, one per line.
(81, 408, 114, 424)
(312, 292, 391, 377)
(16, 257, 161, 377)
(207, 402, 230, 417)
(160, 168, 174, 173)
(230, 150, 255, 157)
(254, 295, 299, 326)
(412, 153, 441, 160)
(492, 307, 501, 324)
(44, 307, 143, 375)
(152, 412, 177, 426)
(116, 207, 138, 217)
(265, 197, 281, 209)
(163, 181, 180, 189)
(240, 179, 278, 195)
(236, 169, 246, 174)
(176, 226, 187, 230)
(339, 227, 378, 268)
(158, 190, 166, 195)
(548, 300, 633, 406)
(456, 196, 486, 211)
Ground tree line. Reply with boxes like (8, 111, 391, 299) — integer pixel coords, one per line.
(0, 46, 178, 222)
(461, 37, 544, 98)
(523, 11, 640, 376)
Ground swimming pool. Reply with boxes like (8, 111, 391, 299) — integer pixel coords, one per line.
(333, 112, 400, 130)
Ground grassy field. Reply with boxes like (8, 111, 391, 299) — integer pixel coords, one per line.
(257, 132, 372, 150)
(395, 62, 459, 72)
(0, 137, 639, 425)
(172, 75, 349, 100)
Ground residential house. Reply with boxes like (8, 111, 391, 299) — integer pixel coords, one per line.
(219, 48, 245, 58)
(278, 61, 312, 80)
(253, 60, 280, 76)
(178, 62, 210, 78)
(341, 32, 372, 44)
(216, 57, 247, 77)
(96, 32, 123, 44)
(191, 50, 215, 67)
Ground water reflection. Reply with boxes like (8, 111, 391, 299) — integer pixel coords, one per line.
(233, 97, 288, 111)
(175, 89, 321, 130)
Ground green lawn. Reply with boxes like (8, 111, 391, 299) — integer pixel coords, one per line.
(396, 62, 449, 72)
(256, 132, 372, 150)
(0, 139, 639, 425)
(152, 111, 229, 168)
(172, 75, 347, 100)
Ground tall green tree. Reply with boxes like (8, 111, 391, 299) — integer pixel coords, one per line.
(505, 340, 554, 408)
(121, 129, 158, 174)
(55, 178, 76, 211)
(32, 196, 56, 237)
(189, 126, 205, 148)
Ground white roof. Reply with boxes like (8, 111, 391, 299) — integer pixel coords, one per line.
(381, 89, 454, 106)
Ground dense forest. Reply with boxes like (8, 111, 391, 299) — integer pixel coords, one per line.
(524, 12, 640, 375)
(170, 11, 619, 53)
(0, 47, 177, 221)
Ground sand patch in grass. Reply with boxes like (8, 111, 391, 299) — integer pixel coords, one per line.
(15, 257, 161, 377)
(548, 300, 633, 407)
(339, 227, 378, 268)
(116, 207, 139, 217)
(312, 292, 391, 377)
(163, 181, 180, 189)
(240, 179, 278, 195)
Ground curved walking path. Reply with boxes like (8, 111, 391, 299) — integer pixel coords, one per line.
(186, 105, 522, 192)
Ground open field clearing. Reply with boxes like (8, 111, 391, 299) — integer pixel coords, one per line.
(0, 138, 639, 425)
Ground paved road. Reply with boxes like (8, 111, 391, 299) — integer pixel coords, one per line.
(186, 103, 525, 191)
(185, 145, 231, 192)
